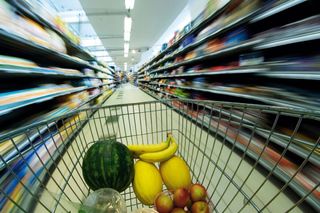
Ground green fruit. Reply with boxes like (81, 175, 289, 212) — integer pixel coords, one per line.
(82, 139, 134, 192)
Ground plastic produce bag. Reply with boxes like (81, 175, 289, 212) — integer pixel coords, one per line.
(79, 188, 127, 213)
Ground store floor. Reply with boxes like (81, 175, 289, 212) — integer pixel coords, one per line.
(36, 84, 301, 213)
(103, 83, 154, 106)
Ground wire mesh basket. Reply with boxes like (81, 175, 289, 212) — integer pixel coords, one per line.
(0, 99, 319, 212)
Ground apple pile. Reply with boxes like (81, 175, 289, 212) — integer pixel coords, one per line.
(155, 183, 211, 213)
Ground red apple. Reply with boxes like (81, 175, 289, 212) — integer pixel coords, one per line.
(190, 184, 207, 202)
(173, 188, 191, 208)
(191, 201, 209, 213)
(171, 208, 186, 213)
(155, 193, 174, 213)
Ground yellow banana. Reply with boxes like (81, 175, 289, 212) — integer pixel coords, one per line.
(139, 136, 178, 162)
(128, 137, 170, 155)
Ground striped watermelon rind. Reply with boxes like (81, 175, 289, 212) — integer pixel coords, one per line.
(82, 140, 134, 192)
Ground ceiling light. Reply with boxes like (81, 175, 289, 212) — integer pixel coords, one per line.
(124, 16, 132, 33)
(124, 42, 130, 53)
(125, 0, 135, 10)
(124, 32, 131, 42)
(131, 58, 134, 61)
(124, 62, 128, 71)
(124, 52, 128, 57)
(131, 49, 136, 54)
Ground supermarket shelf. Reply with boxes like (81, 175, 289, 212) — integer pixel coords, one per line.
(150, 83, 319, 110)
(151, 67, 268, 79)
(258, 71, 320, 80)
(254, 130, 320, 166)
(7, 0, 95, 61)
(142, 85, 320, 165)
(0, 66, 115, 80)
(150, 12, 259, 70)
(0, 83, 113, 116)
(150, 39, 262, 74)
(76, 93, 103, 109)
(0, 65, 114, 80)
(0, 87, 85, 116)
(141, 88, 320, 210)
(0, 29, 108, 74)
(0, 89, 113, 171)
(141, 0, 310, 72)
(151, 66, 320, 81)
(250, 0, 308, 23)
(146, 1, 231, 70)
(255, 29, 320, 50)
(149, 28, 318, 76)
(0, 66, 85, 79)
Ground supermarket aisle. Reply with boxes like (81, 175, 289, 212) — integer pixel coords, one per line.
(104, 83, 154, 106)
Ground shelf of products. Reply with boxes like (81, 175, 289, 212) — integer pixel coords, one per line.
(138, 0, 312, 74)
(0, 1, 116, 211)
(139, 0, 320, 211)
(6, 0, 93, 60)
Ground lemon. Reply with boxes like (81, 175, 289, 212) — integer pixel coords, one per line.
(133, 160, 163, 205)
(159, 156, 191, 190)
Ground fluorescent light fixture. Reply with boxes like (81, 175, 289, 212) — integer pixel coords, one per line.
(124, 52, 128, 57)
(131, 49, 136, 54)
(81, 38, 102, 47)
(124, 62, 128, 71)
(124, 16, 132, 33)
(124, 32, 131, 42)
(125, 0, 135, 10)
(124, 42, 130, 53)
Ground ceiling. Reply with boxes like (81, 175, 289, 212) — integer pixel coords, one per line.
(77, 0, 188, 70)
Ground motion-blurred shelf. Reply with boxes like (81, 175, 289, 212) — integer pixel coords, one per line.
(150, 39, 262, 74)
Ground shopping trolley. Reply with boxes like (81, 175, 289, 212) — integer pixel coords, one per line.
(0, 99, 319, 212)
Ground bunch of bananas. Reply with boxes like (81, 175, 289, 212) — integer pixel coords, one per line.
(128, 134, 178, 162)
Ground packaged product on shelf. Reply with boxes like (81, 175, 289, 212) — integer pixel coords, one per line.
(205, 0, 230, 18)
(181, 34, 195, 48)
(53, 67, 82, 75)
(83, 68, 96, 77)
(239, 52, 264, 66)
(0, 55, 38, 67)
(0, 1, 67, 53)
(224, 27, 249, 46)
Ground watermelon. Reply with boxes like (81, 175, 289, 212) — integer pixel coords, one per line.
(82, 139, 134, 192)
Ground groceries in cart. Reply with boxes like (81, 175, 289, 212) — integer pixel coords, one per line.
(81, 134, 212, 212)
